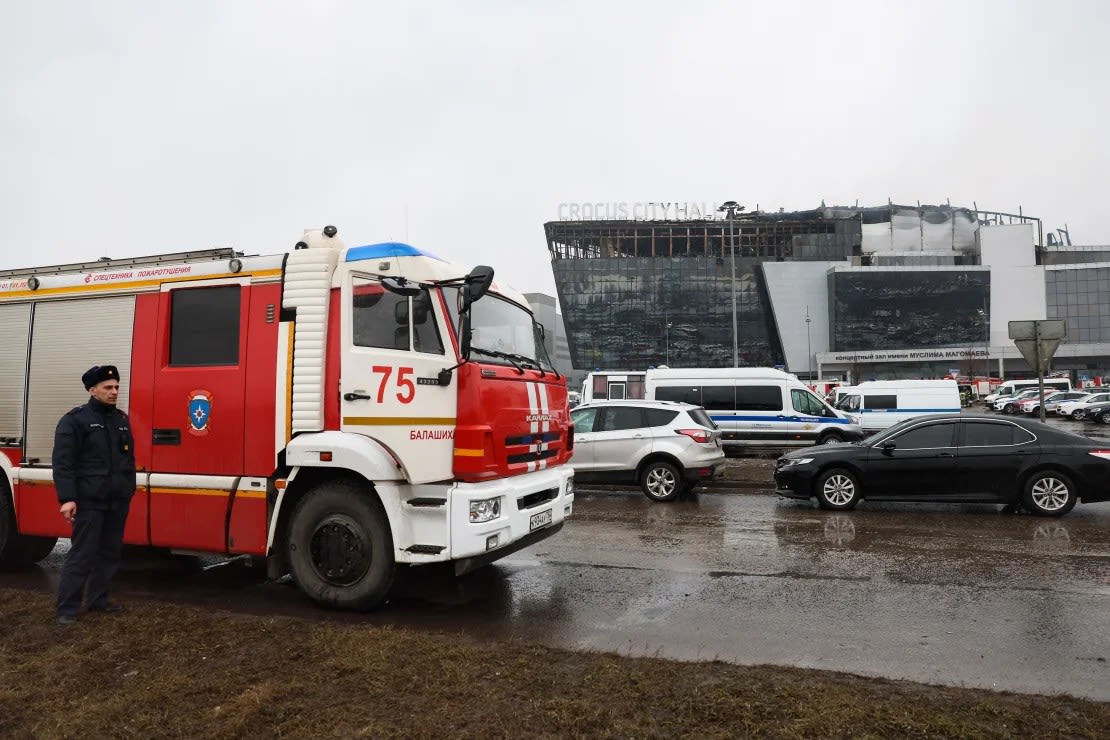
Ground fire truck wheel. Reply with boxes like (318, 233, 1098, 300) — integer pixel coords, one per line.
(0, 480, 58, 570)
(286, 481, 395, 611)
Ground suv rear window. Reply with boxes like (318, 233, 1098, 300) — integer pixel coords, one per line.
(686, 407, 717, 429)
(644, 408, 679, 427)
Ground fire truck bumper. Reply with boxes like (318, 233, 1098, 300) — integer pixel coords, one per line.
(448, 466, 574, 566)
(454, 521, 564, 576)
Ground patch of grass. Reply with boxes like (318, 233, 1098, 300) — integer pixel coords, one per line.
(1, 587, 1106, 738)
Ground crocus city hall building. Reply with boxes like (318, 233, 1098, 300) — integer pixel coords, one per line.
(544, 203, 1110, 383)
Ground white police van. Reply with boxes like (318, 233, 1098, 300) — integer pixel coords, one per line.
(835, 379, 961, 431)
(644, 367, 864, 448)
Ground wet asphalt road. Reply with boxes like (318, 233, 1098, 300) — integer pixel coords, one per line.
(6, 410, 1110, 702)
(11, 491, 1110, 702)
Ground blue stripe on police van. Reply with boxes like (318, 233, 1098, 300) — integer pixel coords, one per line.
(346, 242, 446, 262)
(709, 415, 852, 424)
(860, 408, 960, 413)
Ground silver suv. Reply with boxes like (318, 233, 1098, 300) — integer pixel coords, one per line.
(569, 400, 726, 502)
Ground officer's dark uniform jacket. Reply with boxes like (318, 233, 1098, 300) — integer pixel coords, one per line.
(52, 398, 136, 506)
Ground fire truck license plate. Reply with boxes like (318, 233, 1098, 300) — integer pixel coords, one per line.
(529, 509, 553, 531)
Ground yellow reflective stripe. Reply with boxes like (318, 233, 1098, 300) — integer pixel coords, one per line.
(453, 449, 485, 457)
(150, 488, 230, 497)
(150, 488, 265, 499)
(343, 417, 456, 426)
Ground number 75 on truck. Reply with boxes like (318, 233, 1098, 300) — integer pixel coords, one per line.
(0, 226, 575, 610)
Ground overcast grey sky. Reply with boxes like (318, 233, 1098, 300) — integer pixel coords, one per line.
(3, 1, 1108, 296)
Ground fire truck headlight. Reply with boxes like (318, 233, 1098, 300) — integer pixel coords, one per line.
(469, 497, 502, 523)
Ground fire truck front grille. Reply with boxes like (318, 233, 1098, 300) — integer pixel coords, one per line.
(517, 488, 558, 510)
(504, 431, 562, 446)
(507, 449, 558, 465)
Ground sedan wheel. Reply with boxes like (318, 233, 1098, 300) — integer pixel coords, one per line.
(640, 461, 684, 502)
(815, 468, 860, 511)
(1101, 413, 1110, 425)
(1022, 471, 1076, 517)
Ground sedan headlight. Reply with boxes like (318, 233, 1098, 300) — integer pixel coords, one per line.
(469, 497, 502, 523)
(778, 457, 814, 468)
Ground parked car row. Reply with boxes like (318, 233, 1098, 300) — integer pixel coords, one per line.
(987, 388, 1110, 422)
(567, 381, 1110, 520)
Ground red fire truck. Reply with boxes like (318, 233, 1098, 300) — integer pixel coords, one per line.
(0, 226, 574, 609)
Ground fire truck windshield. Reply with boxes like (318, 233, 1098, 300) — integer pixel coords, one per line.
(443, 288, 555, 371)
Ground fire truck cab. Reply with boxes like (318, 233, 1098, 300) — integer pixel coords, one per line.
(0, 227, 574, 610)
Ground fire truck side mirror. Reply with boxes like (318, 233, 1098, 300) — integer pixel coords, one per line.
(460, 265, 494, 311)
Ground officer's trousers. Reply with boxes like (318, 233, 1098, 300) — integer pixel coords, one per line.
(56, 499, 131, 617)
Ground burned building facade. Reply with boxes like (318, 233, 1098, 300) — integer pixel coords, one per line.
(546, 203, 1110, 382)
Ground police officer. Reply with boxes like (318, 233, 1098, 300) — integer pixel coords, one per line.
(53, 365, 136, 626)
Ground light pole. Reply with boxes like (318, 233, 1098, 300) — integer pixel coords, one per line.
(805, 305, 812, 380)
(977, 300, 989, 379)
(665, 322, 672, 365)
(718, 200, 745, 367)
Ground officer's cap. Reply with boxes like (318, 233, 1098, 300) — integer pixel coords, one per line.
(82, 365, 120, 389)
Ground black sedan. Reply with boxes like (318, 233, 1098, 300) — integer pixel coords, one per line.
(1085, 401, 1110, 424)
(774, 414, 1110, 517)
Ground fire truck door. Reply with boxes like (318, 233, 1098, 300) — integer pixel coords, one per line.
(342, 275, 457, 484)
(150, 281, 248, 475)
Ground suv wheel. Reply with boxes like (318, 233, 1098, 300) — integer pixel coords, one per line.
(641, 461, 683, 502)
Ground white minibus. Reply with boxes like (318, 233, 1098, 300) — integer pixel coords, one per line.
(644, 367, 865, 448)
(836, 379, 961, 431)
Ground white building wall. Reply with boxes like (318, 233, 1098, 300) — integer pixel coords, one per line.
(989, 266, 1046, 348)
(979, 223, 1036, 267)
(981, 224, 1043, 348)
(762, 261, 840, 376)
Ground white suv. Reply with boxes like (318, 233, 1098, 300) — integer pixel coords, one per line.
(569, 400, 726, 502)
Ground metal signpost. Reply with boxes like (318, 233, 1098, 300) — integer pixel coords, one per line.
(1008, 319, 1067, 421)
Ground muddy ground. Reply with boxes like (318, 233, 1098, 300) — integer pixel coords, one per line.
(2, 587, 1107, 739)
(718, 455, 778, 485)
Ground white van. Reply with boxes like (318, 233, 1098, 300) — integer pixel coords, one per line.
(581, 370, 647, 403)
(983, 377, 1072, 406)
(644, 367, 865, 448)
(828, 385, 857, 408)
(837, 379, 961, 431)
